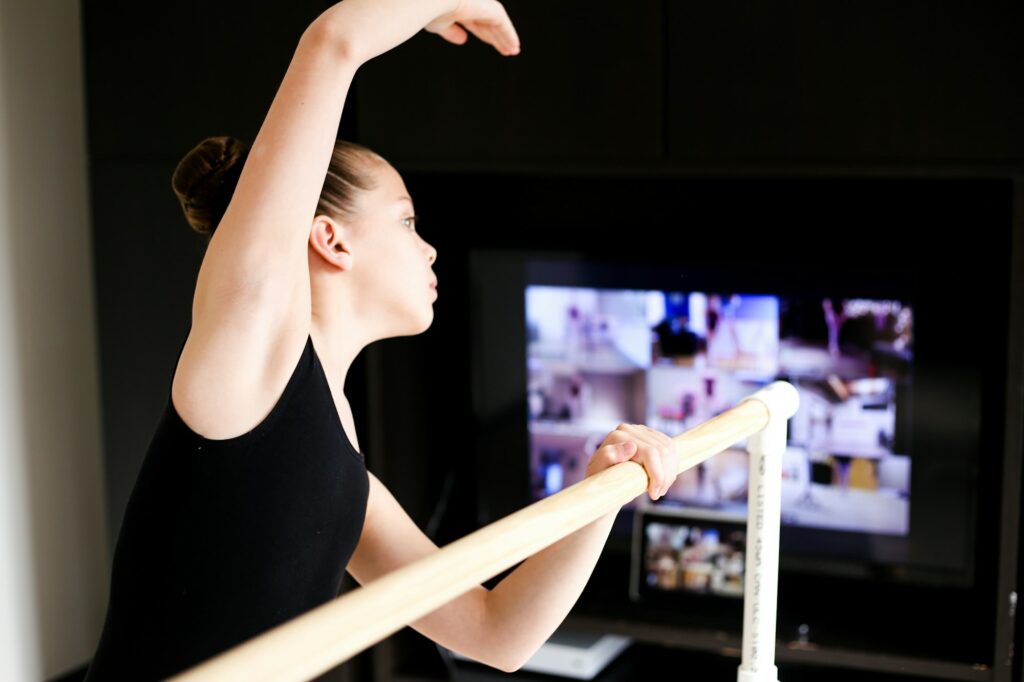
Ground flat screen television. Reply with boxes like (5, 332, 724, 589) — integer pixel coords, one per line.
(465, 175, 1012, 662)
(520, 276, 921, 586)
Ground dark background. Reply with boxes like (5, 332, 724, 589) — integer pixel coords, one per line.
(80, 1, 1024, 681)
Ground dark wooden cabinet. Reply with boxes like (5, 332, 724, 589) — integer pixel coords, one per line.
(354, 1, 1024, 170)
(354, 0, 664, 167)
(663, 2, 1024, 164)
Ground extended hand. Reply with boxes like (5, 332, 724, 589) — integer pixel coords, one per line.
(585, 423, 679, 501)
(425, 0, 521, 56)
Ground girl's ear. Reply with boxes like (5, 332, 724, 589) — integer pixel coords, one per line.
(310, 215, 354, 271)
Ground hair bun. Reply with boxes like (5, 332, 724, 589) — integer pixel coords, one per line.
(171, 136, 250, 237)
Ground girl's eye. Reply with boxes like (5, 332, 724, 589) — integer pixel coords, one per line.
(402, 215, 419, 231)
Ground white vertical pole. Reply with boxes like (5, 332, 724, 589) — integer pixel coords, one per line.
(736, 381, 799, 682)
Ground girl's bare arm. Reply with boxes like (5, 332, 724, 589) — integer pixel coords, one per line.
(195, 0, 518, 317)
(346, 472, 501, 669)
(348, 426, 676, 673)
(185, 0, 518, 412)
(484, 426, 677, 671)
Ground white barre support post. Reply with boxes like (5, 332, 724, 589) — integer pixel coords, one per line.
(736, 381, 799, 682)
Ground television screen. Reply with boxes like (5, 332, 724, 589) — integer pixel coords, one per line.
(526, 282, 914, 570)
(631, 512, 749, 602)
(470, 249, 978, 591)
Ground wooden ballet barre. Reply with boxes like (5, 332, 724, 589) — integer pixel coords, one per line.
(171, 380, 799, 682)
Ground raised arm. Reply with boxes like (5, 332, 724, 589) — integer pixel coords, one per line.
(181, 0, 519, 427)
(195, 0, 520, 310)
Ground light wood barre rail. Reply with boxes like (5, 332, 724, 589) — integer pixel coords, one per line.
(171, 381, 798, 682)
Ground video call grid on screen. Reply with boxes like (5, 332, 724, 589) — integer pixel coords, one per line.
(515, 254, 922, 594)
(630, 511, 750, 602)
(526, 283, 913, 537)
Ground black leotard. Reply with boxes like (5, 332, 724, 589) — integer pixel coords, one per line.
(83, 326, 369, 680)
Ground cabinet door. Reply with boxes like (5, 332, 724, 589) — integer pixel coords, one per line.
(83, 0, 333, 160)
(665, 1, 1023, 163)
(354, 0, 664, 167)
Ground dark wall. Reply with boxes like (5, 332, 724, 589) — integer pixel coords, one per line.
(82, 0, 1023, 578)
(355, 0, 1024, 166)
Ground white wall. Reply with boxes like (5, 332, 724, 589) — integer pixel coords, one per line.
(0, 1, 110, 680)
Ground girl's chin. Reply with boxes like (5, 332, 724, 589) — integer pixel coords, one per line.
(413, 310, 434, 333)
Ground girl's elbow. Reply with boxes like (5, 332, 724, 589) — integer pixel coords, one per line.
(458, 650, 519, 674)
(496, 647, 533, 674)
(496, 656, 522, 674)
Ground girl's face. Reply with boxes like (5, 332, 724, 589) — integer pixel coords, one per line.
(346, 163, 438, 337)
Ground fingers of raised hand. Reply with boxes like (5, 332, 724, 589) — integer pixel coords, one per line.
(435, 22, 469, 45)
(465, 19, 520, 55)
(441, 0, 519, 55)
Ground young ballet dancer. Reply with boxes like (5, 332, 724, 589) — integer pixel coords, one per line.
(84, 1, 678, 678)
